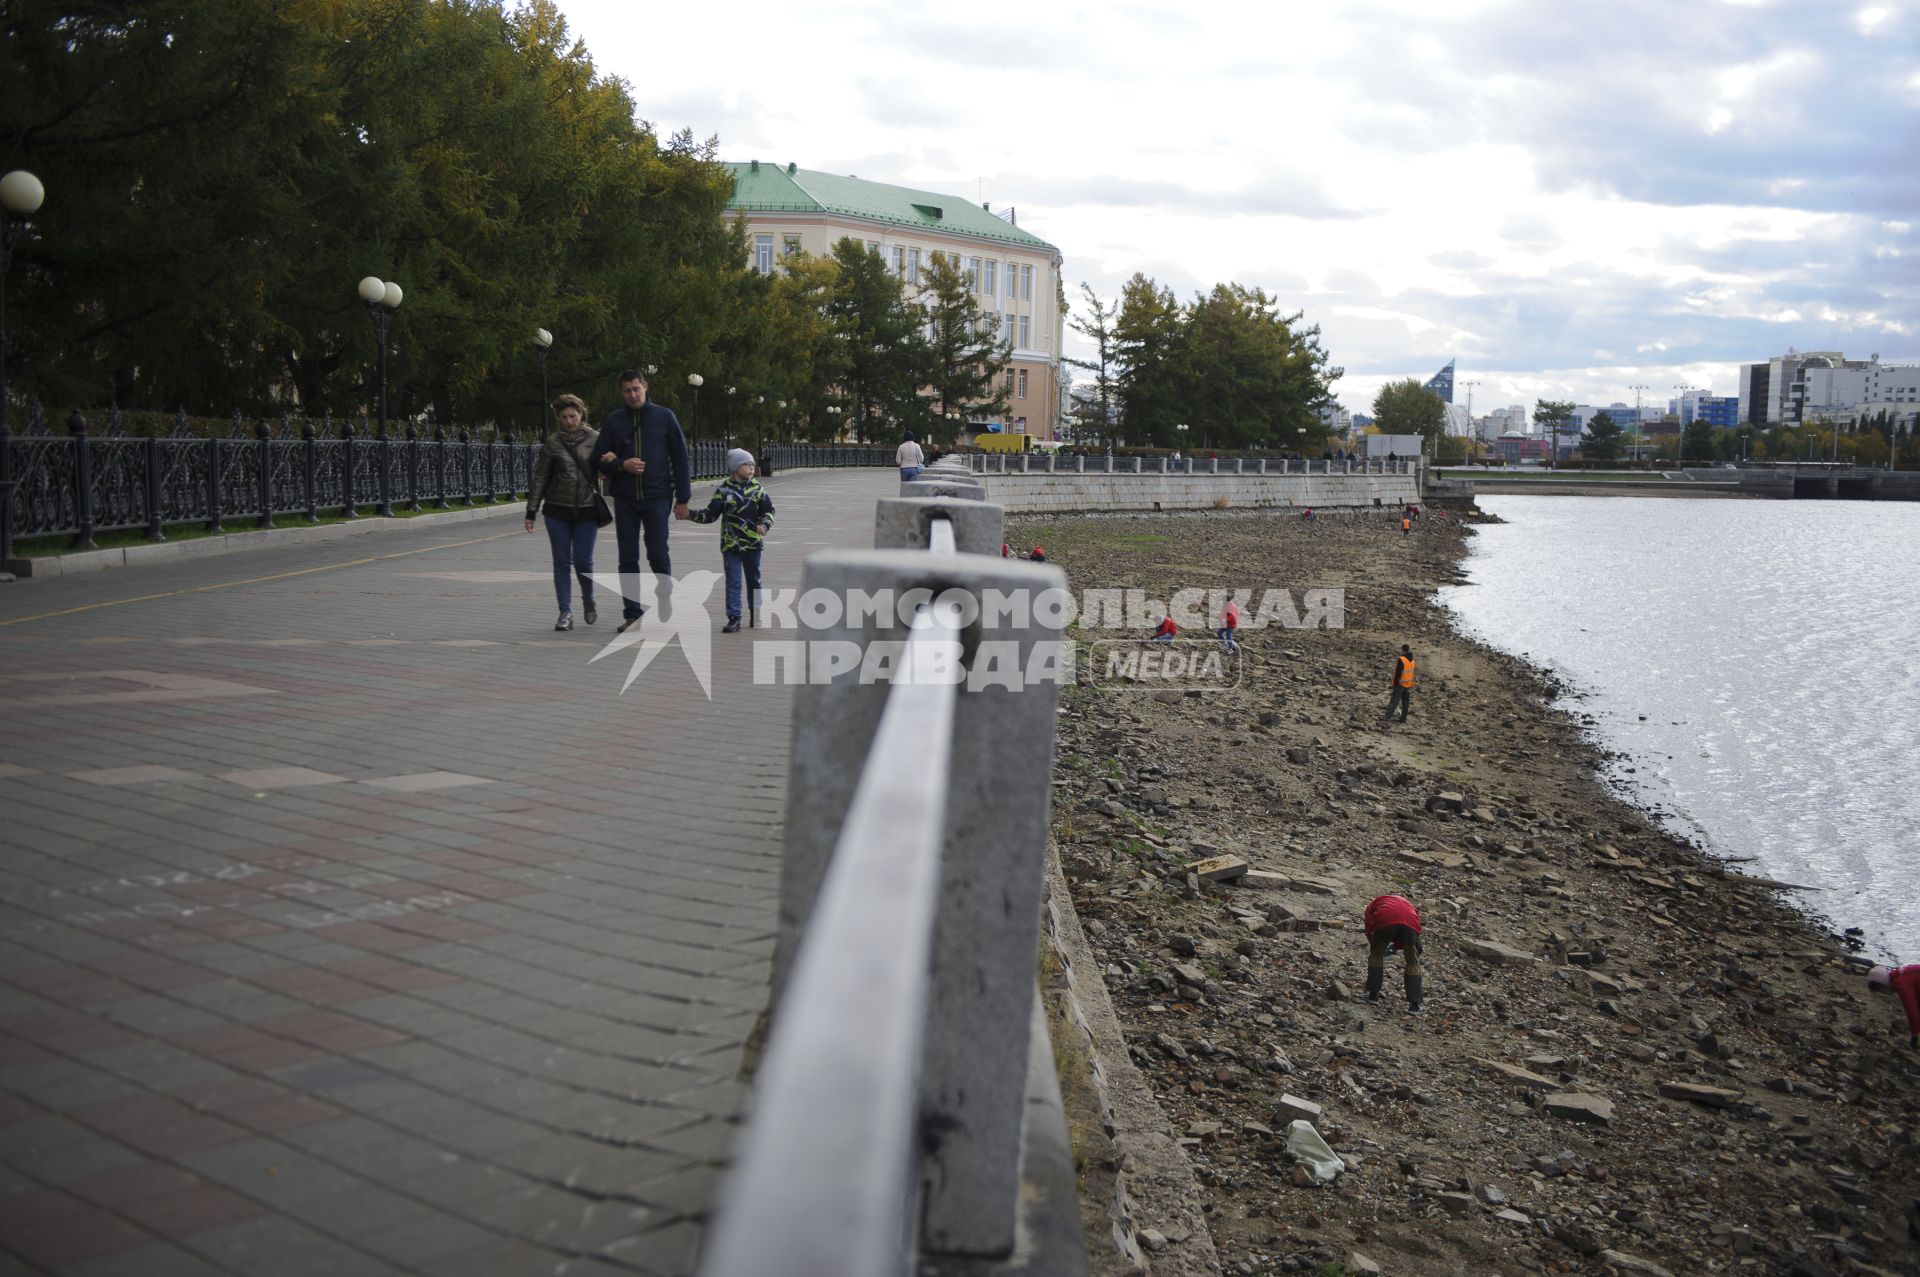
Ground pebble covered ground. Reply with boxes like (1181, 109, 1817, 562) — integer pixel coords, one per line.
(1022, 506, 1919, 1277)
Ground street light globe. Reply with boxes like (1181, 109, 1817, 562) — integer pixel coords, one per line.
(381, 281, 404, 308)
(755, 395, 764, 405)
(0, 170, 44, 216)
(532, 328, 553, 349)
(688, 373, 704, 388)
(357, 276, 387, 304)
(726, 385, 736, 396)
(777, 400, 787, 410)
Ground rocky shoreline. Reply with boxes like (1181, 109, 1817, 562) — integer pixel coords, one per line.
(1023, 507, 1919, 1277)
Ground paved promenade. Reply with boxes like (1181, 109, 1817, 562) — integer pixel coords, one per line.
(0, 468, 890, 1275)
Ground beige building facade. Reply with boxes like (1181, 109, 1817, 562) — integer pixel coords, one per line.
(724, 161, 1066, 441)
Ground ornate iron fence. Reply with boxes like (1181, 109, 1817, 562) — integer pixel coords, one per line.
(1, 408, 902, 564)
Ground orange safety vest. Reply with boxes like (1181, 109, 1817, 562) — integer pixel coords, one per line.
(1395, 655, 1416, 688)
(1401, 517, 1411, 530)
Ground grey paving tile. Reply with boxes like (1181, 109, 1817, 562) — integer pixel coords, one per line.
(0, 470, 889, 1274)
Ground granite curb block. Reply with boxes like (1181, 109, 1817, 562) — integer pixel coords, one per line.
(1043, 847, 1223, 1277)
(6, 464, 887, 581)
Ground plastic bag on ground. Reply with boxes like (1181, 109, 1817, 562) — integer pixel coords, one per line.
(1285, 1119, 1346, 1183)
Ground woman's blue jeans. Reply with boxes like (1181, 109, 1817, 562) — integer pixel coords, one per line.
(543, 514, 597, 612)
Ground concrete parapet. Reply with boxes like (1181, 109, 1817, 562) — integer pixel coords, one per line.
(972, 471, 1419, 514)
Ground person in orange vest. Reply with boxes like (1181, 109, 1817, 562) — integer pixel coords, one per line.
(1216, 590, 1240, 654)
(1382, 644, 1415, 723)
(1150, 613, 1177, 643)
(1866, 965, 1920, 1049)
(1401, 513, 1412, 537)
(1363, 894, 1424, 1014)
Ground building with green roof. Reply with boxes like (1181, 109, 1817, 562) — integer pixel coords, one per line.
(722, 161, 1066, 440)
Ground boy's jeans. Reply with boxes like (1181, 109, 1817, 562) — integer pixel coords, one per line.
(723, 548, 763, 620)
(900, 465, 921, 481)
(1217, 626, 1237, 652)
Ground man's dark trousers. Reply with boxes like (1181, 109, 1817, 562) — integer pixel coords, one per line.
(614, 496, 674, 622)
(1383, 686, 1411, 722)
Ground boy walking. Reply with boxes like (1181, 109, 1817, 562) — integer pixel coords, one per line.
(686, 448, 775, 633)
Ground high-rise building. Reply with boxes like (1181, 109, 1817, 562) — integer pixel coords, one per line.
(1423, 359, 1455, 404)
(723, 161, 1066, 439)
(1737, 350, 1920, 426)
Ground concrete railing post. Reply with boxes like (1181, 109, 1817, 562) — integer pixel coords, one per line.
(1074, 455, 1084, 473)
(902, 478, 988, 502)
(874, 497, 1005, 555)
(774, 551, 1068, 1258)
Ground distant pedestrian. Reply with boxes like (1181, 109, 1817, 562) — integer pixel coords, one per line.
(1401, 514, 1412, 537)
(1302, 507, 1315, 521)
(897, 432, 924, 482)
(1866, 965, 1920, 1050)
(1216, 590, 1239, 654)
(1150, 614, 1177, 643)
(1382, 644, 1415, 723)
(595, 369, 692, 633)
(1001, 541, 1012, 558)
(524, 394, 605, 631)
(686, 448, 775, 633)
(1028, 546, 1047, 563)
(1363, 894, 1424, 1014)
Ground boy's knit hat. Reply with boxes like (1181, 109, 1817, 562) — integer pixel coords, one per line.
(726, 448, 755, 472)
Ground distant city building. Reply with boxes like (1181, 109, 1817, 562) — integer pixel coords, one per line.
(1671, 390, 1739, 429)
(1482, 405, 1528, 436)
(723, 160, 1066, 439)
(1493, 433, 1548, 463)
(1738, 350, 1920, 427)
(1366, 433, 1423, 459)
(1423, 359, 1455, 404)
(1319, 403, 1353, 435)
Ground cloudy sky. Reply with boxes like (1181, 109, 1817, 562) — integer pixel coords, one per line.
(557, 0, 1917, 418)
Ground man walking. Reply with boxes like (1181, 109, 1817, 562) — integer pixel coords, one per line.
(1382, 644, 1415, 723)
(595, 370, 692, 632)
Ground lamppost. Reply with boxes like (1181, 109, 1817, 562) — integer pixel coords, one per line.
(686, 373, 704, 449)
(532, 327, 552, 414)
(1463, 379, 1482, 448)
(753, 394, 765, 457)
(725, 385, 736, 449)
(826, 404, 841, 440)
(356, 276, 403, 516)
(776, 400, 788, 445)
(1, 170, 45, 584)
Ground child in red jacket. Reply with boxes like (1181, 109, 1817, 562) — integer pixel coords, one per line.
(1867, 964, 1920, 1049)
(1364, 894, 1423, 1014)
(1150, 614, 1176, 643)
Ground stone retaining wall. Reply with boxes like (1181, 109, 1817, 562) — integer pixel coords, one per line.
(974, 472, 1421, 514)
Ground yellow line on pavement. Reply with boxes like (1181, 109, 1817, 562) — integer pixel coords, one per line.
(0, 531, 519, 628)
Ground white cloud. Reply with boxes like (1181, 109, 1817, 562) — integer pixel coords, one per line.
(553, 0, 1919, 415)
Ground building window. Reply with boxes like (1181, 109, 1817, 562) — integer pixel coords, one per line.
(1021, 264, 1033, 300)
(908, 247, 921, 285)
(1018, 315, 1031, 348)
(868, 240, 881, 255)
(782, 234, 802, 259)
(966, 256, 981, 291)
(1018, 369, 1028, 398)
(753, 234, 774, 274)
(892, 245, 905, 278)
(984, 259, 996, 296)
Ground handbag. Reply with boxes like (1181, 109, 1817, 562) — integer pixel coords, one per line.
(559, 437, 614, 528)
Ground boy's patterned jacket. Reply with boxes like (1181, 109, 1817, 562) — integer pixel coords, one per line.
(688, 475, 775, 551)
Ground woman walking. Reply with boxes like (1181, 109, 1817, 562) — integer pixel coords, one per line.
(525, 394, 605, 631)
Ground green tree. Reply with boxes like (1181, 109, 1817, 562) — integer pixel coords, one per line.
(1581, 411, 1624, 460)
(1680, 419, 1717, 463)
(1113, 273, 1183, 444)
(1064, 284, 1123, 446)
(1534, 399, 1576, 466)
(822, 239, 927, 442)
(1373, 380, 1448, 451)
(918, 252, 1010, 445)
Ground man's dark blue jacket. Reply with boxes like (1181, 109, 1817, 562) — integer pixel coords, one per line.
(593, 401, 692, 504)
